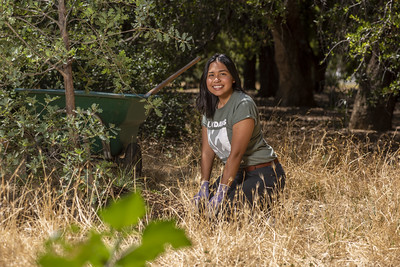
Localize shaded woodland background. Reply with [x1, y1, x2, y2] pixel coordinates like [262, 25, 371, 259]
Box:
[1, 0, 399, 131]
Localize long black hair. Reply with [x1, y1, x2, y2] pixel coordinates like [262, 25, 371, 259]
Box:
[196, 53, 244, 118]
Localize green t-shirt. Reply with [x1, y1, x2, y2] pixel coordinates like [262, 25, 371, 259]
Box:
[201, 90, 276, 167]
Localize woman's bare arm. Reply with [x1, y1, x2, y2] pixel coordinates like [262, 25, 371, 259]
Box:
[200, 126, 215, 182]
[220, 118, 254, 186]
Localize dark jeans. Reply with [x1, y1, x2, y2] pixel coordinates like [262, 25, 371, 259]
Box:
[209, 162, 286, 212]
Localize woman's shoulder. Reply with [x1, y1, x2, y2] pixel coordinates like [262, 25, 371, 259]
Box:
[233, 91, 256, 106]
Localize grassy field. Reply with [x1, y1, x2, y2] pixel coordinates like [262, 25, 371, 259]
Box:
[1, 97, 400, 266]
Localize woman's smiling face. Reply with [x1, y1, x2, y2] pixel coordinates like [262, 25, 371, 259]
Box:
[206, 61, 235, 100]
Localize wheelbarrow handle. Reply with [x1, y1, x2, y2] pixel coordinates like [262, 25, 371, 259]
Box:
[144, 56, 201, 97]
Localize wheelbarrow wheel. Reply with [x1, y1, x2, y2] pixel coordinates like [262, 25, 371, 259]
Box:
[122, 142, 142, 176]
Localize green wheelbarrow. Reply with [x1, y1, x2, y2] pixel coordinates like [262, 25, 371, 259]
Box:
[15, 88, 146, 168]
[15, 57, 200, 174]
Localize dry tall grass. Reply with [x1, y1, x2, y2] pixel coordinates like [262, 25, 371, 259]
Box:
[1, 118, 400, 266]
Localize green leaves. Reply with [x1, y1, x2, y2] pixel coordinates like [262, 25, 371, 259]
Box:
[117, 220, 192, 267]
[0, 91, 117, 178]
[343, 0, 400, 95]
[143, 96, 163, 117]
[38, 191, 192, 267]
[1, 0, 192, 93]
[99, 192, 146, 230]
[39, 231, 110, 267]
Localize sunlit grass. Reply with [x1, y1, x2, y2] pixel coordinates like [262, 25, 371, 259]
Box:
[1, 119, 400, 266]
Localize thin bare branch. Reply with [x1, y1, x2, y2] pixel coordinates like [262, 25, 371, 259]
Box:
[18, 6, 60, 27]
[4, 21, 65, 76]
[323, 39, 350, 63]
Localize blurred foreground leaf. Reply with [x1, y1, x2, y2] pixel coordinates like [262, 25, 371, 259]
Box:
[38, 255, 76, 267]
[38, 192, 191, 267]
[117, 220, 192, 267]
[99, 192, 146, 230]
[39, 232, 109, 267]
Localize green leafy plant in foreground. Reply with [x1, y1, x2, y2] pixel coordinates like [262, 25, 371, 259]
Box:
[38, 192, 191, 267]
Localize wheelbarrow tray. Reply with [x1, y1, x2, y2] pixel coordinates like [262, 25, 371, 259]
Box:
[15, 88, 147, 158]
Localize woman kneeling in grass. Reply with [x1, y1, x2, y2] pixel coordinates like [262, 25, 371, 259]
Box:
[193, 53, 285, 217]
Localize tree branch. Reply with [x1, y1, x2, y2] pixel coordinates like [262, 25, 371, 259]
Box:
[19, 6, 60, 27]
[4, 21, 65, 76]
[323, 39, 350, 63]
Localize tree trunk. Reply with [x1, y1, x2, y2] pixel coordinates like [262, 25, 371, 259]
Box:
[349, 51, 397, 131]
[313, 55, 327, 93]
[258, 42, 278, 97]
[243, 55, 256, 90]
[58, 0, 75, 115]
[270, 1, 315, 106]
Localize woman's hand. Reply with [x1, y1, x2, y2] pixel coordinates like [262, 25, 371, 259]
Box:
[193, 181, 210, 207]
[208, 183, 229, 216]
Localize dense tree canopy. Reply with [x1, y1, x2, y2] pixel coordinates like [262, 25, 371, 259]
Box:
[321, 0, 400, 130]
[0, 0, 192, 91]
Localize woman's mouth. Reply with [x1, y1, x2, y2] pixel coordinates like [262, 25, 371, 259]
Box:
[213, 85, 223, 90]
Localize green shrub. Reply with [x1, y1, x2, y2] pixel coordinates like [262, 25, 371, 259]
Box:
[0, 89, 116, 184]
[139, 92, 199, 140]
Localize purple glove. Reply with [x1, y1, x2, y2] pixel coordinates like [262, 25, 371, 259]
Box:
[208, 183, 229, 216]
[193, 181, 210, 207]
